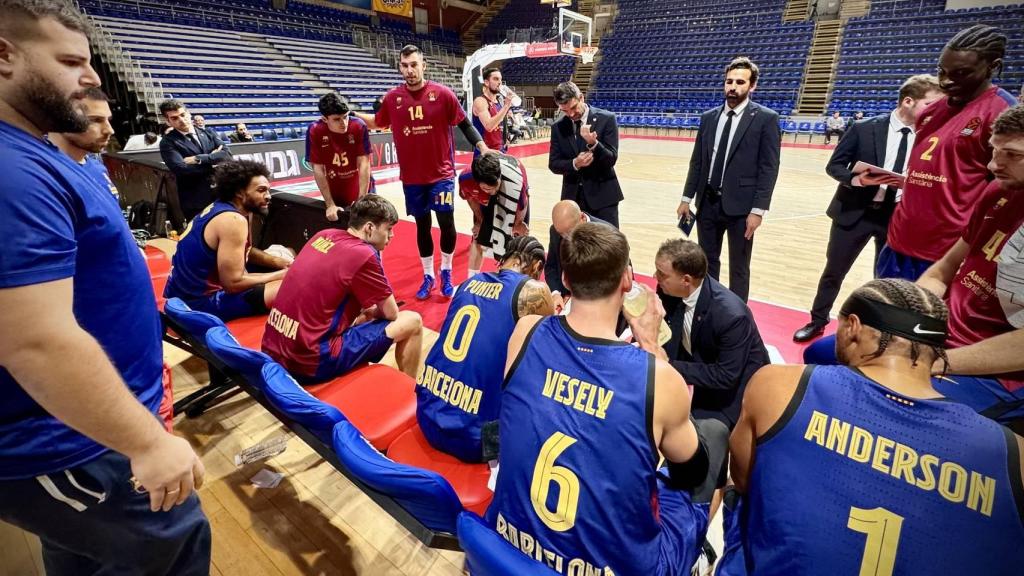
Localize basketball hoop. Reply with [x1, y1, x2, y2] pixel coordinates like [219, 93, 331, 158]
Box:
[580, 47, 597, 64]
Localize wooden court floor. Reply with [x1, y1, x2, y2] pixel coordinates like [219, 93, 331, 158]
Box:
[1, 137, 875, 576]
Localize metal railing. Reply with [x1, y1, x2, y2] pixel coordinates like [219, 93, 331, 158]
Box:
[84, 15, 166, 111]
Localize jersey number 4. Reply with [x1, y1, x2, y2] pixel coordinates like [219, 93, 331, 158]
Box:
[848, 506, 904, 576]
[332, 152, 349, 167]
[408, 105, 424, 121]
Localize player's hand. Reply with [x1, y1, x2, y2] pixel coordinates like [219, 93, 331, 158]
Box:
[184, 156, 199, 165]
[580, 123, 597, 146]
[326, 206, 343, 222]
[130, 433, 205, 512]
[744, 213, 763, 241]
[677, 201, 691, 220]
[622, 284, 666, 352]
[471, 222, 481, 238]
[551, 292, 565, 315]
[513, 221, 529, 237]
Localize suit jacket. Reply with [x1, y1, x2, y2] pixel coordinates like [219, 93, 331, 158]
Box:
[548, 106, 623, 211]
[682, 101, 781, 217]
[824, 113, 894, 226]
[659, 277, 769, 426]
[544, 213, 612, 295]
[160, 128, 232, 216]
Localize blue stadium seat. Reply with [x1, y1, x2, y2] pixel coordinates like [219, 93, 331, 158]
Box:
[258, 362, 345, 443]
[163, 297, 224, 341]
[205, 326, 274, 383]
[263, 129, 279, 141]
[332, 420, 465, 534]
[458, 512, 561, 576]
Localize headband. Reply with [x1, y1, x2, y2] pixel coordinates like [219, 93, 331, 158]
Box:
[839, 293, 948, 347]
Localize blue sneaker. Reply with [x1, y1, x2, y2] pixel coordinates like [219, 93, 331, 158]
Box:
[416, 274, 435, 300]
[440, 269, 454, 298]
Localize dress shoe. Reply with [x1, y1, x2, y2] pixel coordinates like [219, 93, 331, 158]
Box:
[793, 321, 826, 343]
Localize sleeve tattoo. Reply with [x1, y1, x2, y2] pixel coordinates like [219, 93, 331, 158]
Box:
[516, 280, 555, 319]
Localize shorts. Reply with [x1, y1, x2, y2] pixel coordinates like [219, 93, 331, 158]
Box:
[307, 319, 393, 384]
[654, 470, 711, 576]
[186, 285, 268, 322]
[715, 488, 749, 576]
[932, 374, 1024, 424]
[403, 179, 455, 218]
[875, 245, 934, 281]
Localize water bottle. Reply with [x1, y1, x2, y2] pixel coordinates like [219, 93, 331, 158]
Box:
[234, 435, 289, 467]
[623, 284, 672, 346]
[164, 220, 178, 241]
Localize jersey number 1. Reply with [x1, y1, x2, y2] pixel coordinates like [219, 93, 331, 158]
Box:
[408, 105, 424, 121]
[847, 506, 904, 576]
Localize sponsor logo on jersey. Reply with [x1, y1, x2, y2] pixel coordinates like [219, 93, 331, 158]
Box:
[428, 91, 437, 102]
[403, 126, 412, 136]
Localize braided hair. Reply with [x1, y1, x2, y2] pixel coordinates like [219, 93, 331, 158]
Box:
[850, 279, 950, 372]
[498, 235, 546, 275]
[946, 24, 1007, 77]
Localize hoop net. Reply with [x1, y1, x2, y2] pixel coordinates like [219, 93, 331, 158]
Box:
[580, 46, 597, 64]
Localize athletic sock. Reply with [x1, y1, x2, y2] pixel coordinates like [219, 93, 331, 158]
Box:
[440, 251, 454, 271]
[421, 256, 434, 277]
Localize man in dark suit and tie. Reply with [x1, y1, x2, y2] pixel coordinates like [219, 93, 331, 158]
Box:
[159, 99, 232, 221]
[548, 82, 623, 227]
[793, 75, 942, 342]
[655, 239, 769, 428]
[678, 57, 781, 302]
[544, 200, 612, 306]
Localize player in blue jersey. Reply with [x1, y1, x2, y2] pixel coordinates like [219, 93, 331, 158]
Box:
[486, 223, 729, 575]
[164, 159, 291, 320]
[0, 1, 209, 573]
[727, 278, 1024, 575]
[48, 86, 121, 202]
[417, 235, 553, 463]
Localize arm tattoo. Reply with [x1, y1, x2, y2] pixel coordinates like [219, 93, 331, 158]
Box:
[517, 281, 554, 319]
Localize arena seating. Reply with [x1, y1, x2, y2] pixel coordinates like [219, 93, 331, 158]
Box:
[457, 511, 562, 576]
[480, 0, 577, 85]
[830, 1, 1024, 115]
[591, 0, 811, 117]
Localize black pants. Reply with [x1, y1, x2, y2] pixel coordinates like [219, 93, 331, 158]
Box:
[696, 192, 751, 302]
[809, 211, 888, 325]
[824, 128, 844, 143]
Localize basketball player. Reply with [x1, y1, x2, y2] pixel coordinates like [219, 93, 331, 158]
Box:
[459, 152, 530, 279]
[355, 45, 491, 300]
[0, 1, 208, 571]
[728, 279, 1024, 574]
[48, 86, 120, 200]
[881, 24, 1017, 280]
[472, 67, 513, 154]
[164, 160, 290, 321]
[306, 92, 373, 221]
[262, 195, 424, 381]
[918, 104, 1024, 427]
[486, 223, 728, 574]
[417, 235, 552, 463]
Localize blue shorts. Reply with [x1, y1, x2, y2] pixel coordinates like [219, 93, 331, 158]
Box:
[932, 374, 1024, 424]
[310, 318, 393, 383]
[186, 286, 268, 322]
[655, 470, 711, 575]
[715, 488, 748, 576]
[802, 335, 838, 365]
[875, 245, 934, 281]
[403, 179, 455, 218]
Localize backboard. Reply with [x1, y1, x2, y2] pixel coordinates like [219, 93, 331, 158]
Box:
[558, 8, 595, 61]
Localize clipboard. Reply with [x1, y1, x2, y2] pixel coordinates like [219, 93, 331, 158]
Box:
[852, 161, 906, 187]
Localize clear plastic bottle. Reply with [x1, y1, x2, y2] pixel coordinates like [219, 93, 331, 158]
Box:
[234, 435, 289, 467]
[623, 284, 672, 346]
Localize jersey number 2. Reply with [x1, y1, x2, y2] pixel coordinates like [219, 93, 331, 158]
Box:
[919, 136, 939, 161]
[848, 506, 904, 576]
[530, 432, 581, 532]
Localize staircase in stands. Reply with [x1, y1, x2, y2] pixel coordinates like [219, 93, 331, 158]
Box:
[782, 0, 810, 22]
[840, 0, 871, 20]
[254, 35, 334, 98]
[795, 19, 843, 114]
[571, 0, 612, 94]
[463, 0, 512, 53]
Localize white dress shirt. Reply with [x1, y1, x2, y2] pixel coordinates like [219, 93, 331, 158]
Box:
[681, 280, 704, 355]
[683, 98, 765, 215]
[876, 110, 916, 202]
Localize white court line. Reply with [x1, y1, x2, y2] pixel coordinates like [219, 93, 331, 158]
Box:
[624, 212, 825, 226]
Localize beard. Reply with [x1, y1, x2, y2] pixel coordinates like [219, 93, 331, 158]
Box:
[21, 71, 89, 134]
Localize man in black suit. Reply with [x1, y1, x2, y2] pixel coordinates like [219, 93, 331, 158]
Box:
[159, 99, 231, 221]
[548, 82, 623, 227]
[544, 200, 611, 308]
[793, 75, 942, 342]
[655, 239, 769, 428]
[678, 57, 781, 303]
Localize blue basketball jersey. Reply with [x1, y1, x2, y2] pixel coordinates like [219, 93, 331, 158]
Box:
[746, 365, 1024, 575]
[486, 316, 665, 574]
[416, 269, 529, 462]
[164, 201, 246, 302]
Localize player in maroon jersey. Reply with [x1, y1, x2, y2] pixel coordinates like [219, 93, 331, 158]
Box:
[306, 92, 374, 221]
[917, 104, 1024, 429]
[355, 45, 491, 300]
[882, 24, 1017, 280]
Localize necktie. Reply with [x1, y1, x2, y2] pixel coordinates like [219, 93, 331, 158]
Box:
[874, 127, 911, 206]
[710, 110, 735, 190]
[669, 301, 688, 359]
[189, 132, 202, 151]
[681, 302, 693, 356]
[574, 119, 584, 153]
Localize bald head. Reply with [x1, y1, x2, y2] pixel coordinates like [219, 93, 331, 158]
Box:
[552, 200, 585, 235]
